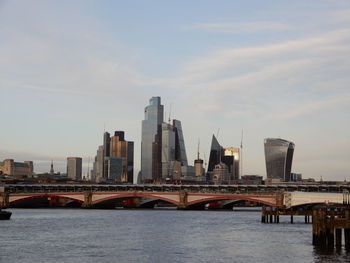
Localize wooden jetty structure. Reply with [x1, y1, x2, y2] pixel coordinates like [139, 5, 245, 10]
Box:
[261, 206, 312, 224]
[312, 204, 350, 248]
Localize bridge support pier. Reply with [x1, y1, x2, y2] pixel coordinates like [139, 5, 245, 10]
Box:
[177, 191, 188, 210]
[82, 192, 92, 208]
[123, 198, 141, 208]
[0, 192, 9, 208]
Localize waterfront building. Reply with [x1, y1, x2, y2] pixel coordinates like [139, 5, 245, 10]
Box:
[212, 162, 229, 184]
[141, 97, 164, 183]
[290, 173, 302, 182]
[0, 159, 33, 178]
[241, 175, 263, 185]
[67, 157, 82, 180]
[264, 138, 295, 182]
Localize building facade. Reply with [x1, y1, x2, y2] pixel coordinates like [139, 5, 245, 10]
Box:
[0, 159, 33, 177]
[222, 147, 240, 182]
[92, 131, 134, 183]
[207, 135, 240, 184]
[67, 157, 82, 180]
[141, 97, 164, 182]
[264, 138, 295, 182]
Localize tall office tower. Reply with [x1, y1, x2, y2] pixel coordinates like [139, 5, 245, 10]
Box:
[141, 97, 164, 183]
[110, 131, 134, 183]
[222, 147, 240, 182]
[67, 157, 82, 180]
[127, 141, 134, 184]
[95, 145, 104, 182]
[103, 132, 111, 179]
[207, 135, 223, 174]
[173, 120, 188, 166]
[264, 138, 295, 182]
[161, 122, 176, 180]
[105, 157, 123, 181]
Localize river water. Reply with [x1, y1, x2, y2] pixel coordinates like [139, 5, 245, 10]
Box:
[1, 208, 349, 263]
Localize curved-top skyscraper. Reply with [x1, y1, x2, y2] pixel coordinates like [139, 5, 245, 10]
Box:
[264, 138, 295, 182]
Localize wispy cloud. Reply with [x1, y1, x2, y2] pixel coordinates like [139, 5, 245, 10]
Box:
[153, 28, 350, 123]
[273, 94, 350, 120]
[330, 9, 350, 23]
[185, 21, 295, 33]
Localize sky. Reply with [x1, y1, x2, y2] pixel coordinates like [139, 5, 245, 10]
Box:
[0, 0, 350, 181]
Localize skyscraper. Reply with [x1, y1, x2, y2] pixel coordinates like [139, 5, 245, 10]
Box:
[173, 119, 188, 166]
[264, 138, 295, 182]
[110, 131, 134, 183]
[161, 122, 176, 180]
[222, 147, 240, 182]
[207, 135, 240, 183]
[92, 131, 134, 183]
[67, 157, 82, 180]
[141, 97, 164, 182]
[207, 134, 223, 174]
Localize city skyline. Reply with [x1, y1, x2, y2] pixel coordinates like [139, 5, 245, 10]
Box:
[1, 1, 350, 180]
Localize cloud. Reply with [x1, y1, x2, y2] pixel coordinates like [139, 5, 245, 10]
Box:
[153, 28, 350, 121]
[330, 9, 350, 23]
[185, 22, 295, 34]
[274, 94, 350, 120]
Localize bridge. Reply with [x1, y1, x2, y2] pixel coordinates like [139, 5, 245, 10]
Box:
[0, 184, 346, 209]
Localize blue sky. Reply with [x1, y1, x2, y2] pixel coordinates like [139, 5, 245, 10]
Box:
[1, 0, 349, 181]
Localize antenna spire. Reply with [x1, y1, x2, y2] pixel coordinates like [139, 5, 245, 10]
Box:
[240, 129, 243, 177]
[168, 104, 172, 123]
[197, 138, 200, 160]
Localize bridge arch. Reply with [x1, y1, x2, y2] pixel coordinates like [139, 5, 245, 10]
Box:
[187, 195, 277, 207]
[92, 193, 179, 206]
[9, 194, 84, 207]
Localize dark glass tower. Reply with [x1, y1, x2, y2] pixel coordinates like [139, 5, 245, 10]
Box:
[207, 135, 223, 173]
[264, 138, 295, 182]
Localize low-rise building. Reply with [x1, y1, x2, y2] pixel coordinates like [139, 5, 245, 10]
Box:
[0, 159, 33, 178]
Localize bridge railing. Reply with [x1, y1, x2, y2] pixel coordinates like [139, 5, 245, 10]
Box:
[1, 184, 350, 194]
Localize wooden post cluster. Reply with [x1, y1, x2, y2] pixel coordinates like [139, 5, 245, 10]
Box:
[312, 205, 350, 249]
[262, 207, 280, 223]
[261, 206, 311, 224]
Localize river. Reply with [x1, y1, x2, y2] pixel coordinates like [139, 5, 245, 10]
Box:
[0, 208, 349, 262]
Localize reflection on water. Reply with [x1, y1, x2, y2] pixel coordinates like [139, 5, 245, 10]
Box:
[0, 208, 349, 263]
[313, 247, 350, 263]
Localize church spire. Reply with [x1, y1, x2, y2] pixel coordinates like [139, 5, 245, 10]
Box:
[49, 160, 54, 175]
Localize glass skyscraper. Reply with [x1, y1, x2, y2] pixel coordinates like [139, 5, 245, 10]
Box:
[264, 138, 295, 182]
[207, 135, 240, 183]
[141, 97, 164, 182]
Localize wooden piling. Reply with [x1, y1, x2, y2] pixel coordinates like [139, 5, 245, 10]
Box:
[261, 207, 266, 223]
[345, 229, 350, 249]
[336, 229, 342, 247]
